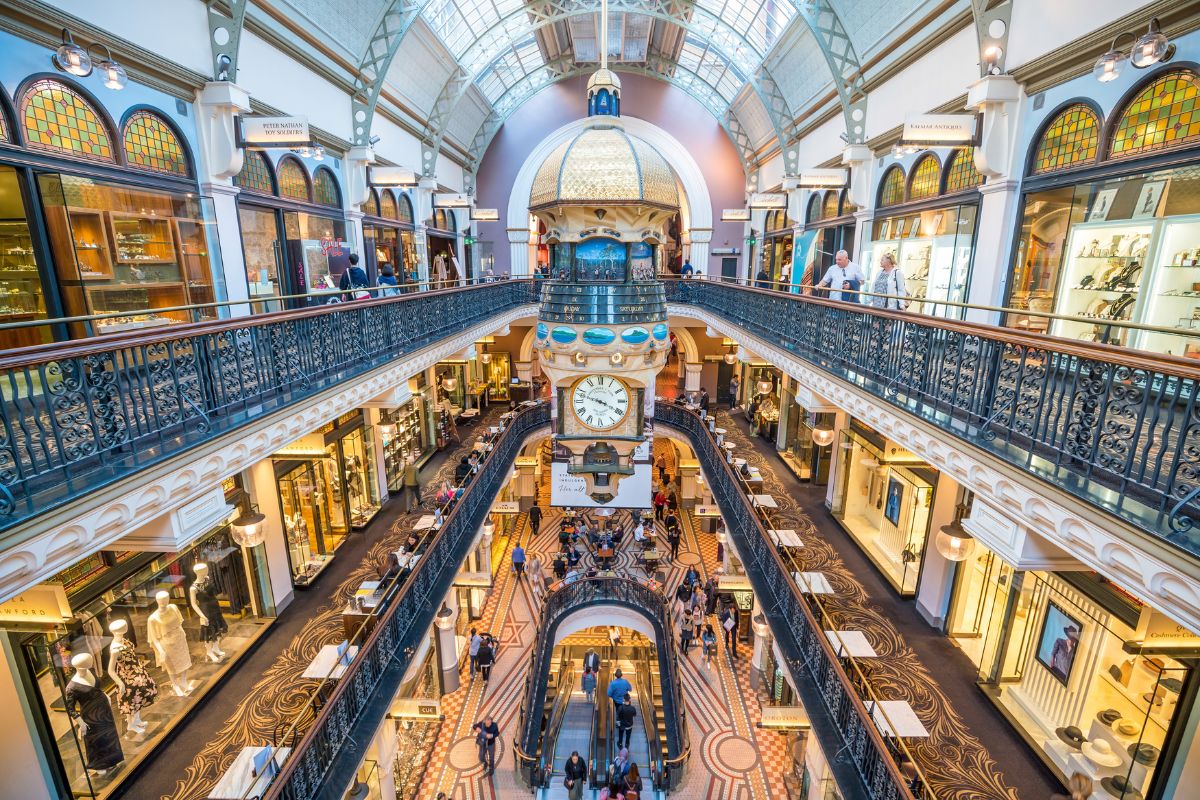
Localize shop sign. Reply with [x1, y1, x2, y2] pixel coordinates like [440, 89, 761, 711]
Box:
[900, 113, 980, 146]
[320, 237, 345, 256]
[433, 193, 471, 209]
[721, 208, 751, 221]
[237, 116, 311, 148]
[491, 500, 521, 514]
[368, 166, 419, 187]
[0, 584, 71, 625]
[470, 208, 499, 222]
[1135, 609, 1200, 650]
[794, 169, 848, 189]
[759, 705, 810, 730]
[748, 193, 787, 209]
[389, 697, 442, 720]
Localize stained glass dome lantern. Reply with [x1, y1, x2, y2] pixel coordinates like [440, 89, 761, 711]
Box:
[588, 68, 622, 118]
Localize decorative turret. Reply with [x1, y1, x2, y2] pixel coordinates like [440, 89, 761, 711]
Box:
[586, 0, 620, 118]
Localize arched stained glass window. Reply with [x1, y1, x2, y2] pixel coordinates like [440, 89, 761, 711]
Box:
[20, 79, 113, 162]
[276, 158, 310, 201]
[1032, 103, 1099, 174]
[235, 151, 274, 194]
[313, 168, 340, 207]
[807, 193, 822, 223]
[380, 190, 398, 219]
[1109, 70, 1200, 159]
[879, 166, 906, 207]
[444, 209, 457, 232]
[122, 110, 189, 176]
[398, 193, 414, 225]
[367, 189, 380, 217]
[822, 190, 840, 219]
[945, 148, 983, 192]
[908, 154, 941, 201]
[0, 112, 8, 143]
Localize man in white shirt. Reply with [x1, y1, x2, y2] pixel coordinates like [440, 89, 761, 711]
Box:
[815, 250, 866, 302]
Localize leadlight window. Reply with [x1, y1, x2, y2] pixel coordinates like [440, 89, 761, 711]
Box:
[0, 111, 8, 143]
[235, 151, 274, 194]
[1109, 70, 1200, 159]
[1032, 103, 1099, 174]
[807, 193, 822, 223]
[367, 189, 380, 217]
[380, 190, 398, 220]
[20, 79, 113, 162]
[122, 110, 189, 176]
[276, 158, 310, 201]
[398, 193, 414, 225]
[879, 166, 906, 207]
[822, 190, 840, 219]
[945, 148, 983, 192]
[908, 154, 941, 201]
[313, 168, 340, 207]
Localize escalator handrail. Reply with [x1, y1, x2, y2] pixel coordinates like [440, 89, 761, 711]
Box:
[632, 669, 665, 789]
[538, 663, 576, 785]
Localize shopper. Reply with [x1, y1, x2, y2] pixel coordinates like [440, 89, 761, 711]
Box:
[655, 453, 667, 485]
[680, 621, 693, 654]
[701, 624, 717, 667]
[564, 751, 588, 800]
[698, 388, 710, 412]
[454, 455, 472, 484]
[378, 262, 400, 297]
[1052, 773, 1093, 800]
[719, 604, 738, 657]
[681, 259, 694, 277]
[468, 628, 482, 676]
[753, 266, 771, 289]
[704, 575, 719, 615]
[512, 543, 526, 578]
[690, 603, 704, 636]
[583, 650, 602, 673]
[621, 763, 644, 795]
[667, 524, 681, 560]
[615, 693, 637, 748]
[608, 668, 632, 709]
[814, 250, 866, 302]
[728, 375, 740, 409]
[472, 715, 500, 775]
[582, 666, 597, 702]
[338, 253, 370, 300]
[528, 502, 542, 536]
[610, 747, 630, 789]
[653, 489, 668, 521]
[402, 460, 421, 512]
[870, 252, 909, 310]
[476, 637, 495, 682]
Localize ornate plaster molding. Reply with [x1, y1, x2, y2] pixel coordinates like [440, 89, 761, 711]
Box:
[0, 307, 535, 604]
[669, 303, 1200, 633]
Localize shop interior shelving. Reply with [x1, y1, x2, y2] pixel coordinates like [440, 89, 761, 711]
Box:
[0, 219, 49, 339]
[383, 402, 425, 491]
[1137, 213, 1200, 358]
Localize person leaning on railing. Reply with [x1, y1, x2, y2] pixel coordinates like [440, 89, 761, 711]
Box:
[869, 253, 909, 311]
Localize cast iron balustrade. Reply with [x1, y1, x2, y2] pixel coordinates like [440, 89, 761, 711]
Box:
[260, 402, 550, 800]
[663, 280, 1200, 555]
[0, 280, 539, 534]
[655, 402, 914, 800]
[514, 575, 690, 791]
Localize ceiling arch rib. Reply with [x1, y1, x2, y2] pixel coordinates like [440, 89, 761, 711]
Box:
[349, 1, 424, 147]
[792, 0, 867, 143]
[416, 0, 795, 180]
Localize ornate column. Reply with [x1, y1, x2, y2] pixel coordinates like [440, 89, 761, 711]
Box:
[364, 407, 389, 502]
[508, 227, 531, 277]
[194, 81, 252, 314]
[688, 227, 712, 275]
[678, 458, 699, 508]
[751, 613, 772, 690]
[343, 145, 375, 260]
[683, 363, 702, 393]
[411, 177, 437, 289]
[842, 145, 874, 266]
[478, 519, 494, 579]
[433, 604, 459, 694]
[515, 457, 538, 510]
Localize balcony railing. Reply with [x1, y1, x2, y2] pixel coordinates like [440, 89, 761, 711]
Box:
[514, 575, 690, 791]
[260, 402, 550, 800]
[663, 280, 1200, 556]
[0, 280, 540, 534]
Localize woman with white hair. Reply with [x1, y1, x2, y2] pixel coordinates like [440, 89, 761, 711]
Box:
[870, 252, 909, 310]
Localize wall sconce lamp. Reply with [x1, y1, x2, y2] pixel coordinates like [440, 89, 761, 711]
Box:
[1094, 18, 1173, 83]
[53, 29, 127, 90]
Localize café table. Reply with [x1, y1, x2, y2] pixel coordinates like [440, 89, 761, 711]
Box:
[207, 746, 291, 799]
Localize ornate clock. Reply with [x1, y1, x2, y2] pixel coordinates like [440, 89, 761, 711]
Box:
[570, 374, 630, 431]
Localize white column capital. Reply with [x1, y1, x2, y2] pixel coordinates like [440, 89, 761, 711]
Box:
[194, 81, 252, 184]
[842, 145, 874, 211]
[344, 146, 376, 210]
[507, 227, 531, 244]
[966, 74, 1025, 180]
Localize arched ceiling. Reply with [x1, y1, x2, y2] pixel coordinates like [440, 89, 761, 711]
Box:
[218, 0, 964, 180]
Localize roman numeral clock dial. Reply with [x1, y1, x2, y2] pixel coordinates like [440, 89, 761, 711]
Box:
[571, 375, 630, 431]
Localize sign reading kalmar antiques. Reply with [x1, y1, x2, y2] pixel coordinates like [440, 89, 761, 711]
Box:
[0, 584, 71, 624]
[433, 193, 472, 208]
[237, 116, 311, 148]
[748, 193, 787, 209]
[901, 113, 979, 145]
[795, 169, 848, 188]
[369, 166, 419, 186]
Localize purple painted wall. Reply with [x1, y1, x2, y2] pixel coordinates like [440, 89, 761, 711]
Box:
[473, 72, 747, 275]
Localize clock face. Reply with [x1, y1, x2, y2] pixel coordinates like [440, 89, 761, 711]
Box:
[571, 375, 630, 430]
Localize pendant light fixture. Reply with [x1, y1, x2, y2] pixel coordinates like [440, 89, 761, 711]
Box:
[1094, 19, 1173, 83]
[934, 503, 976, 562]
[723, 342, 738, 364]
[230, 510, 267, 548]
[53, 29, 92, 77]
[89, 44, 127, 90]
[811, 425, 835, 447]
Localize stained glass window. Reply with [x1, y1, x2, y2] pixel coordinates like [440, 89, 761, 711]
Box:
[122, 111, 189, 176]
[807, 193, 822, 222]
[380, 190, 398, 219]
[398, 193, 414, 225]
[235, 151, 274, 194]
[0, 112, 8, 143]
[276, 158, 310, 201]
[908, 154, 941, 201]
[313, 168, 340, 207]
[20, 79, 113, 161]
[367, 189, 380, 217]
[1110, 70, 1200, 159]
[822, 190, 840, 219]
[945, 148, 984, 193]
[1032, 103, 1099, 174]
[879, 166, 906, 207]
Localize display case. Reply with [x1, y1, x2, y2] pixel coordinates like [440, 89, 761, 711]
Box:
[276, 459, 338, 587]
[1052, 219, 1155, 346]
[861, 205, 976, 318]
[382, 400, 429, 492]
[0, 218, 50, 346]
[1139, 214, 1200, 356]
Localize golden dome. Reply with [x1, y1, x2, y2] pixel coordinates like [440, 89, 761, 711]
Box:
[530, 124, 678, 210]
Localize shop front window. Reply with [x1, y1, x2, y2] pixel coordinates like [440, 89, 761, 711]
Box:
[860, 203, 977, 318]
[485, 351, 512, 401]
[18, 525, 273, 799]
[283, 211, 351, 301]
[277, 459, 339, 586]
[831, 427, 935, 595]
[948, 543, 1016, 669]
[328, 426, 381, 529]
[238, 204, 283, 307]
[39, 174, 224, 334]
[381, 398, 430, 491]
[0, 165, 52, 348]
[977, 571, 1192, 799]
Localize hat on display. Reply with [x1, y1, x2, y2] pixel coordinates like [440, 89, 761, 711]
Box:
[1055, 726, 1086, 749]
[1115, 718, 1141, 737]
[1100, 775, 1144, 799]
[1082, 738, 1124, 769]
[1097, 708, 1122, 726]
[1128, 742, 1159, 766]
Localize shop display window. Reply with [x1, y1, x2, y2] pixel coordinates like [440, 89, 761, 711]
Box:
[238, 204, 283, 308]
[1009, 165, 1200, 354]
[18, 526, 273, 799]
[860, 203, 977, 319]
[948, 544, 1017, 670]
[0, 165, 52, 348]
[831, 426, 934, 595]
[276, 459, 340, 586]
[381, 399, 430, 492]
[283, 211, 351, 300]
[485, 352, 512, 401]
[39, 174, 224, 333]
[437, 362, 467, 411]
[328, 425, 381, 529]
[977, 571, 1191, 798]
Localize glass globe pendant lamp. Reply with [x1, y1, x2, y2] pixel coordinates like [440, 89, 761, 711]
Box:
[230, 510, 267, 548]
[1131, 19, 1171, 68]
[53, 29, 92, 77]
[934, 503, 976, 562]
[811, 425, 835, 447]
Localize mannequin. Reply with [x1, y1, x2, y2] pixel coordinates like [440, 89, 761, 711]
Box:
[65, 653, 123, 773]
[190, 563, 228, 662]
[147, 591, 193, 696]
[107, 619, 158, 736]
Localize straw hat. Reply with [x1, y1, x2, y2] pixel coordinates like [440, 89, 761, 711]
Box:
[1114, 718, 1141, 737]
[1082, 738, 1123, 768]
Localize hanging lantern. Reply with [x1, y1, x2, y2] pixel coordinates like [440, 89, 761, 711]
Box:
[811, 425, 835, 447]
[757, 379, 773, 395]
[935, 519, 976, 562]
[230, 510, 266, 547]
[441, 375, 458, 391]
